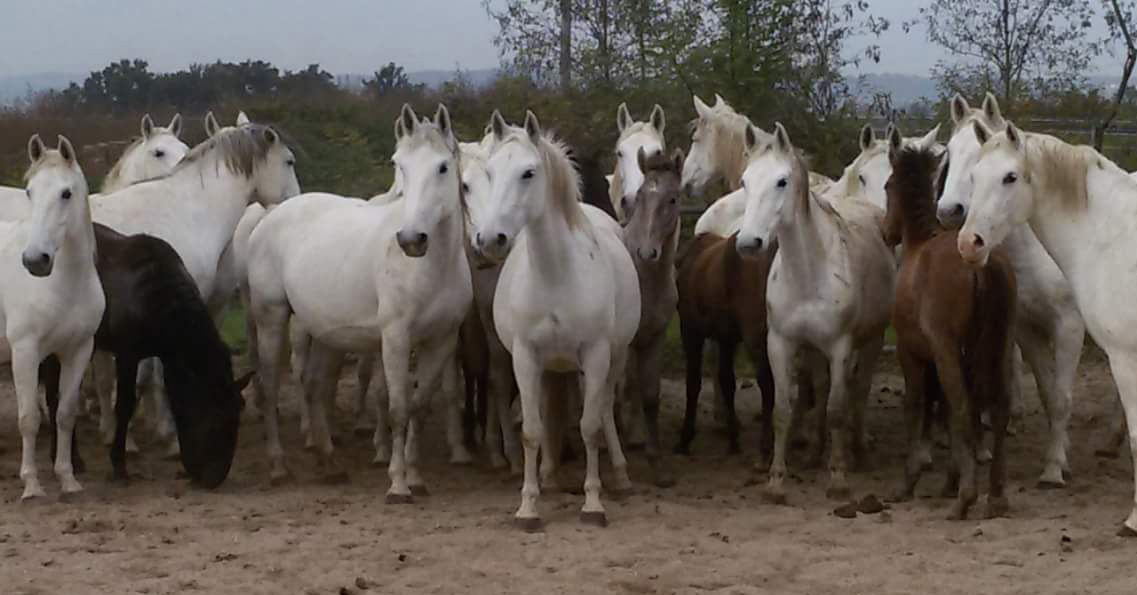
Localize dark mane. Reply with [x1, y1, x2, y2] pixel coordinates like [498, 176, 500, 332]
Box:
[889, 145, 942, 240]
[570, 148, 618, 221]
[641, 150, 680, 174]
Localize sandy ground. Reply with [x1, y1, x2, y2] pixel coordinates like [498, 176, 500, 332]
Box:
[0, 348, 1133, 595]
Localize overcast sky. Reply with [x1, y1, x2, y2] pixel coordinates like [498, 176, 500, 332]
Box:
[0, 0, 1126, 77]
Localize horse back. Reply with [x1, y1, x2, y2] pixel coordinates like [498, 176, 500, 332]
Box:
[678, 233, 773, 346]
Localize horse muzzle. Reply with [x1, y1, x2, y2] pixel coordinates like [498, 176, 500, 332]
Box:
[957, 231, 989, 267]
[735, 235, 767, 259]
[473, 231, 510, 264]
[396, 229, 429, 258]
[21, 251, 53, 277]
[937, 202, 967, 229]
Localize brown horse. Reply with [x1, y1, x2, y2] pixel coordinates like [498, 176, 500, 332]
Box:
[884, 135, 1017, 520]
[675, 230, 779, 461]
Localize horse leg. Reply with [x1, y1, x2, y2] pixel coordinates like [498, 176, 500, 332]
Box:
[110, 355, 141, 482]
[675, 321, 704, 455]
[709, 343, 726, 428]
[1048, 312, 1083, 481]
[603, 348, 634, 496]
[985, 344, 1013, 519]
[823, 338, 855, 500]
[751, 345, 776, 470]
[380, 328, 415, 503]
[1016, 324, 1063, 488]
[43, 356, 84, 475]
[764, 331, 799, 505]
[511, 345, 545, 530]
[368, 352, 391, 464]
[241, 287, 265, 416]
[13, 344, 46, 500]
[289, 322, 313, 447]
[302, 341, 346, 483]
[353, 353, 376, 437]
[718, 340, 741, 455]
[254, 304, 292, 484]
[52, 342, 92, 497]
[1097, 390, 1129, 458]
[539, 372, 568, 493]
[891, 348, 929, 503]
[639, 333, 673, 487]
[93, 350, 116, 445]
[579, 341, 613, 526]
[445, 354, 473, 465]
[934, 346, 977, 520]
[850, 333, 884, 471]
[1105, 353, 1137, 536]
[144, 360, 179, 459]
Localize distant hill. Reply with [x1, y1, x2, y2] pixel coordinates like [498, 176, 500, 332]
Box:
[849, 73, 939, 107]
[338, 68, 499, 91]
[0, 72, 82, 104]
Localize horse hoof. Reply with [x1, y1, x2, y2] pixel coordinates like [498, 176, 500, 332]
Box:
[653, 475, 677, 489]
[269, 472, 293, 487]
[514, 517, 544, 533]
[21, 487, 46, 502]
[385, 493, 414, 505]
[885, 490, 912, 504]
[1116, 524, 1137, 538]
[1036, 478, 1065, 490]
[409, 485, 429, 497]
[59, 488, 85, 503]
[109, 471, 130, 484]
[976, 449, 992, 464]
[762, 490, 787, 506]
[984, 496, 1009, 519]
[826, 486, 851, 501]
[322, 471, 350, 486]
[353, 425, 376, 439]
[1094, 447, 1120, 459]
[580, 511, 609, 528]
[946, 503, 969, 521]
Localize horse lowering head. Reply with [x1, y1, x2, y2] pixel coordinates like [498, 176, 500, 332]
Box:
[883, 126, 942, 248]
[958, 121, 1035, 267]
[937, 93, 1006, 229]
[391, 103, 461, 258]
[165, 344, 249, 488]
[613, 103, 666, 219]
[625, 147, 683, 263]
[735, 122, 807, 258]
[22, 134, 90, 277]
[474, 109, 581, 264]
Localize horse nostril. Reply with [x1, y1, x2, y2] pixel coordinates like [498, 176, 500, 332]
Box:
[972, 234, 985, 248]
[650, 248, 659, 259]
[475, 232, 483, 247]
[951, 204, 964, 217]
[495, 233, 507, 247]
[416, 232, 428, 244]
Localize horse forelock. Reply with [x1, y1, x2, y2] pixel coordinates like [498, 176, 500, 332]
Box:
[24, 150, 81, 184]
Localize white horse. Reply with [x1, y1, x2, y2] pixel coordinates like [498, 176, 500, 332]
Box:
[473, 110, 640, 529]
[610, 103, 666, 222]
[248, 104, 471, 498]
[937, 93, 1087, 488]
[957, 120, 1137, 536]
[736, 123, 895, 502]
[1, 135, 105, 500]
[102, 114, 188, 193]
[695, 124, 939, 237]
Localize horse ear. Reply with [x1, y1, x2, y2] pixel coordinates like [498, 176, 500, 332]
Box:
[888, 124, 904, 165]
[1005, 121, 1024, 151]
[236, 111, 251, 126]
[490, 109, 507, 141]
[28, 134, 45, 164]
[972, 120, 992, 146]
[393, 116, 406, 142]
[57, 135, 75, 163]
[617, 102, 631, 133]
[918, 124, 940, 150]
[671, 147, 686, 173]
[141, 114, 155, 139]
[263, 127, 278, 145]
[204, 111, 220, 137]
[650, 104, 666, 135]
[636, 146, 648, 173]
[713, 93, 725, 107]
[400, 104, 418, 136]
[859, 124, 874, 152]
[434, 104, 453, 140]
[744, 124, 760, 153]
[168, 113, 183, 138]
[605, 174, 614, 186]
[982, 92, 1004, 126]
[950, 94, 970, 124]
[524, 110, 542, 142]
[773, 122, 792, 153]
[693, 95, 711, 118]
[234, 370, 255, 392]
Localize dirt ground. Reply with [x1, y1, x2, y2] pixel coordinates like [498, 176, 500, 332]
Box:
[0, 348, 1133, 595]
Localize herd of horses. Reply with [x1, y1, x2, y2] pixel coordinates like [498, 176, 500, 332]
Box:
[3, 90, 1137, 537]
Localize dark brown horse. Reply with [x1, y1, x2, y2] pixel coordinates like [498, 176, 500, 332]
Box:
[48, 223, 247, 488]
[884, 137, 1017, 520]
[675, 231, 778, 460]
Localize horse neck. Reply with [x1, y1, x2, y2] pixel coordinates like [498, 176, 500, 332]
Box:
[166, 161, 257, 248]
[636, 219, 680, 287]
[898, 195, 939, 248]
[775, 188, 839, 292]
[714, 120, 748, 191]
[58, 200, 98, 274]
[425, 205, 467, 274]
[525, 191, 586, 283]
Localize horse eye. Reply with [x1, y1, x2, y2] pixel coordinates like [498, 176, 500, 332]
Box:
[461, 182, 470, 193]
[1003, 172, 1017, 185]
[776, 178, 788, 188]
[154, 149, 166, 158]
[286, 158, 296, 167]
[858, 174, 865, 186]
[616, 150, 623, 159]
[439, 162, 449, 175]
[61, 189, 72, 200]
[521, 169, 535, 180]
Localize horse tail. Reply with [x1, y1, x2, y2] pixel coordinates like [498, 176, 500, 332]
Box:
[964, 261, 1017, 406]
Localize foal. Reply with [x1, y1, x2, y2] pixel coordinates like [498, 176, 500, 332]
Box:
[885, 137, 1017, 520]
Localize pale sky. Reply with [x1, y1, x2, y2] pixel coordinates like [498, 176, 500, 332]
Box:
[0, 0, 1126, 78]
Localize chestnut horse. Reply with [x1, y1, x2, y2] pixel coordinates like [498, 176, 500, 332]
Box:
[884, 137, 1017, 520]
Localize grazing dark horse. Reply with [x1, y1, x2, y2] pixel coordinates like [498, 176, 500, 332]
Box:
[48, 223, 247, 488]
[675, 231, 779, 460]
[623, 148, 683, 486]
[884, 138, 1017, 520]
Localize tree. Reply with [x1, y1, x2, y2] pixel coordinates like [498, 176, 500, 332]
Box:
[920, 0, 1102, 112]
[364, 62, 422, 98]
[1095, 0, 1137, 150]
[560, 0, 573, 89]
